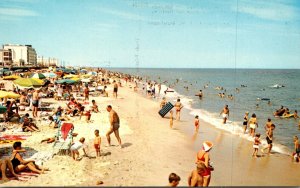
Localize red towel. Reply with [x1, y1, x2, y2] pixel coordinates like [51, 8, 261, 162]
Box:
[61, 123, 73, 140]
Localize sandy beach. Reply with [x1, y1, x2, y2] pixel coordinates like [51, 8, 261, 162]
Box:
[0, 80, 299, 186]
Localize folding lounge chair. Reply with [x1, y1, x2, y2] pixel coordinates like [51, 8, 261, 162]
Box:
[53, 122, 74, 155]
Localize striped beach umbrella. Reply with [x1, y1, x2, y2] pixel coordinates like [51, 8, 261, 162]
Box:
[30, 73, 46, 79]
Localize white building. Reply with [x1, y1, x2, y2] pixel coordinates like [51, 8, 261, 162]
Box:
[37, 56, 59, 67]
[3, 44, 37, 66]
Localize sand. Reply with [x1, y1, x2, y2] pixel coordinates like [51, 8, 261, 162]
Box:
[1, 81, 300, 186]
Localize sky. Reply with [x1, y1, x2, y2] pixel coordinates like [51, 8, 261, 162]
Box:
[0, 0, 299, 69]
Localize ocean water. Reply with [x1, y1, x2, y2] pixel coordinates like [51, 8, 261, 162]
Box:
[109, 68, 300, 155]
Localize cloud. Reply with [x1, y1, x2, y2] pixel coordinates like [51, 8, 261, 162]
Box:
[235, 1, 299, 21]
[0, 7, 38, 17]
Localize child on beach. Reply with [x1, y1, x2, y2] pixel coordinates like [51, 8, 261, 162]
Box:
[91, 100, 99, 113]
[94, 130, 101, 157]
[194, 115, 200, 132]
[170, 110, 174, 129]
[168, 173, 181, 187]
[70, 137, 87, 161]
[252, 133, 261, 158]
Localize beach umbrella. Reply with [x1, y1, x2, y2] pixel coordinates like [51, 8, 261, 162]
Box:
[88, 71, 97, 76]
[81, 74, 92, 78]
[0, 91, 20, 99]
[81, 78, 91, 83]
[0, 106, 7, 114]
[43, 72, 57, 78]
[55, 79, 77, 85]
[80, 69, 88, 73]
[30, 73, 46, 79]
[64, 74, 79, 79]
[13, 78, 44, 88]
[3, 75, 19, 80]
[70, 77, 81, 82]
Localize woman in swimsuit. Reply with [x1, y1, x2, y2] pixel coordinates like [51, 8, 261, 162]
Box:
[10, 142, 47, 174]
[195, 141, 213, 187]
[243, 112, 249, 134]
[248, 113, 258, 137]
[174, 99, 183, 121]
[294, 136, 300, 162]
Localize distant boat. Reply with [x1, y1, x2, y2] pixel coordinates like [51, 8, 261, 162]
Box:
[270, 84, 285, 88]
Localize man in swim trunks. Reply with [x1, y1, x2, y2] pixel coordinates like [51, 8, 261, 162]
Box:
[113, 80, 118, 99]
[32, 89, 40, 118]
[261, 124, 275, 154]
[220, 105, 229, 124]
[106, 105, 122, 148]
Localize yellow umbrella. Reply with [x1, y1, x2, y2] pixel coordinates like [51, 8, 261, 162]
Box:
[71, 77, 81, 82]
[81, 74, 91, 78]
[13, 78, 44, 88]
[3, 75, 19, 80]
[64, 74, 79, 79]
[0, 91, 20, 99]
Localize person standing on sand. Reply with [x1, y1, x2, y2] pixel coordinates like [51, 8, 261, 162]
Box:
[106, 105, 122, 148]
[84, 86, 89, 101]
[32, 89, 40, 118]
[195, 141, 214, 187]
[174, 98, 183, 121]
[170, 110, 174, 129]
[195, 115, 200, 132]
[113, 80, 118, 99]
[188, 162, 206, 187]
[261, 124, 275, 154]
[158, 83, 161, 95]
[293, 136, 300, 162]
[243, 112, 249, 134]
[252, 133, 261, 158]
[248, 113, 258, 137]
[219, 105, 229, 124]
[94, 129, 101, 157]
[168, 173, 181, 187]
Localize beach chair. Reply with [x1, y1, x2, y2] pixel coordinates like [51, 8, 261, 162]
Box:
[53, 122, 74, 155]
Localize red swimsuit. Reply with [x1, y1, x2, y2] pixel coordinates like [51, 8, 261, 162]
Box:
[197, 151, 211, 176]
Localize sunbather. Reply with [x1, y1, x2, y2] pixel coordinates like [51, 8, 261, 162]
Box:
[0, 158, 19, 181]
[10, 141, 48, 174]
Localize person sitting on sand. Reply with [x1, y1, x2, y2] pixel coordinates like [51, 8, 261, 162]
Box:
[22, 113, 40, 132]
[10, 141, 48, 174]
[188, 162, 206, 187]
[168, 173, 181, 187]
[248, 113, 258, 137]
[19, 92, 29, 106]
[5, 100, 20, 122]
[70, 137, 87, 161]
[195, 141, 214, 187]
[174, 99, 183, 121]
[91, 100, 99, 113]
[48, 115, 62, 128]
[0, 158, 19, 181]
[252, 133, 261, 158]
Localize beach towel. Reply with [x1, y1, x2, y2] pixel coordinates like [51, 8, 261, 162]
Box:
[61, 123, 73, 140]
[158, 102, 174, 118]
[0, 171, 39, 181]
